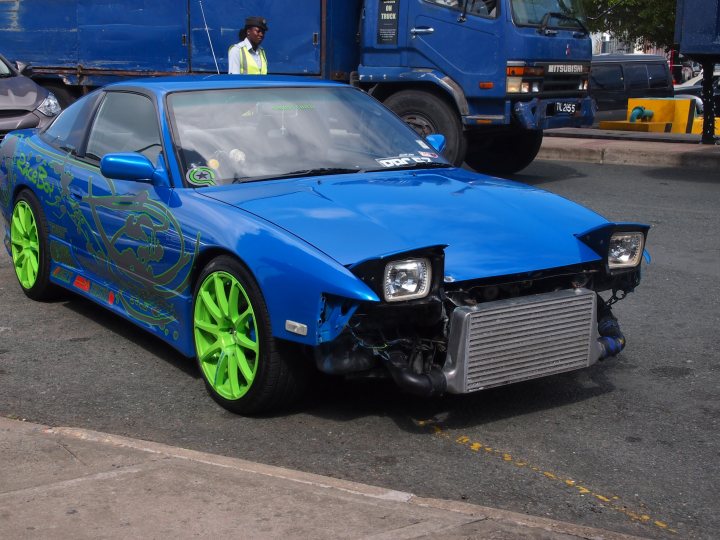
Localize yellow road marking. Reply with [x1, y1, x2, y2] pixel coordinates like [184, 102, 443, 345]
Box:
[416, 420, 677, 534]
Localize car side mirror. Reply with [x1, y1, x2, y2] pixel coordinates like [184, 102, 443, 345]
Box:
[426, 134, 446, 153]
[14, 61, 33, 76]
[100, 153, 156, 183]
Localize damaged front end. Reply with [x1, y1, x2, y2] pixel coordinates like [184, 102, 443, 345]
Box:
[314, 224, 649, 397]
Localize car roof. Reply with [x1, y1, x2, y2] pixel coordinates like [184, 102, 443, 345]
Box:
[105, 75, 348, 95]
[592, 54, 668, 64]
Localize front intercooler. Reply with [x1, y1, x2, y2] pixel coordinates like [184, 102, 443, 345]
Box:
[443, 288, 601, 394]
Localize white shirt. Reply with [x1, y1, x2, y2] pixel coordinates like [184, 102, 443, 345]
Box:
[228, 38, 264, 74]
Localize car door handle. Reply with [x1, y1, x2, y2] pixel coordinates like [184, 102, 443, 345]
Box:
[69, 187, 83, 200]
[410, 27, 434, 38]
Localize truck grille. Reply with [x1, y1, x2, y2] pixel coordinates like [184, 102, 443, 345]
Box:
[444, 289, 598, 393]
[538, 63, 589, 98]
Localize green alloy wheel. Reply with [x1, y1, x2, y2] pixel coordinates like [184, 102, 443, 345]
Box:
[193, 256, 305, 414]
[10, 190, 54, 300]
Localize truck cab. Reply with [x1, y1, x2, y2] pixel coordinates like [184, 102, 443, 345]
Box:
[359, 0, 593, 172]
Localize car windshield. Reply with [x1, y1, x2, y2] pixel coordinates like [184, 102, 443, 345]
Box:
[510, 0, 587, 30]
[167, 86, 449, 187]
[0, 57, 13, 77]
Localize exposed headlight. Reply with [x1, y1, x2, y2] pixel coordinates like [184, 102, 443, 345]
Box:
[383, 258, 431, 302]
[608, 232, 644, 269]
[37, 93, 61, 117]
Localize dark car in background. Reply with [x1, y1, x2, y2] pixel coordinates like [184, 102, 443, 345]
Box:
[589, 54, 674, 123]
[0, 53, 61, 141]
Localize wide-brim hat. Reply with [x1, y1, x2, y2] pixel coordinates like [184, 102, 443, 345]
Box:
[245, 16, 268, 32]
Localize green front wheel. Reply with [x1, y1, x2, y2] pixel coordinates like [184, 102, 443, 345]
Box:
[193, 256, 306, 414]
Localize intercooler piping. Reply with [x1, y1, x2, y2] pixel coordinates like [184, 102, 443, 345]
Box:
[597, 312, 626, 360]
[384, 355, 447, 397]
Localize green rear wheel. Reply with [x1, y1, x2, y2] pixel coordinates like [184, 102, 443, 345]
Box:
[10, 190, 54, 300]
[193, 256, 306, 414]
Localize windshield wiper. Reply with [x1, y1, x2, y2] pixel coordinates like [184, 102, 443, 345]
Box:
[538, 12, 588, 36]
[232, 167, 362, 184]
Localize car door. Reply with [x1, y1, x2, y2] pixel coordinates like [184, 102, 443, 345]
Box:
[589, 63, 625, 121]
[65, 91, 192, 321]
[624, 63, 650, 105]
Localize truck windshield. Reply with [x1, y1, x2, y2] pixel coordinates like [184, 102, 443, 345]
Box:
[510, 0, 587, 30]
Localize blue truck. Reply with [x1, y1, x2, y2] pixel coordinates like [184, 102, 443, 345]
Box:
[1, 0, 594, 173]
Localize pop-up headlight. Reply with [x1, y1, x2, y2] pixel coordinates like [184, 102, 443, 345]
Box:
[383, 258, 431, 302]
[608, 232, 644, 269]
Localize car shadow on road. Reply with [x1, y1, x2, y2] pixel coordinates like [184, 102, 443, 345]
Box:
[60, 291, 201, 379]
[507, 161, 589, 186]
[43, 277, 618, 427]
[298, 362, 618, 432]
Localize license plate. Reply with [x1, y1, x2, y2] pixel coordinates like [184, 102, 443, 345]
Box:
[555, 102, 577, 114]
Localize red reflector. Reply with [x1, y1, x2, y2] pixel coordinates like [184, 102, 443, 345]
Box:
[73, 276, 91, 292]
[479, 82, 494, 89]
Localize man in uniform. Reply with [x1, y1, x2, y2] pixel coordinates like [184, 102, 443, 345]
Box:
[228, 16, 268, 75]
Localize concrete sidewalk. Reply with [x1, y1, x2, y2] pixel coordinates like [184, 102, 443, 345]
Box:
[539, 128, 720, 170]
[0, 416, 646, 539]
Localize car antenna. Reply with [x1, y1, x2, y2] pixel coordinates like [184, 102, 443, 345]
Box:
[198, 0, 220, 74]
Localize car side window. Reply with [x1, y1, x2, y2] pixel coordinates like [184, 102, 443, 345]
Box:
[590, 65, 624, 90]
[625, 64, 649, 90]
[41, 91, 103, 153]
[424, 0, 497, 18]
[85, 92, 162, 164]
[647, 64, 669, 89]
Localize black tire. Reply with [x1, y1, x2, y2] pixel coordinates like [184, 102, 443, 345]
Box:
[383, 90, 467, 166]
[192, 255, 306, 415]
[465, 130, 544, 175]
[10, 190, 56, 301]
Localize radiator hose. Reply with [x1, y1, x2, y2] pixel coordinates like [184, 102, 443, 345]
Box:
[597, 311, 626, 360]
[385, 353, 447, 397]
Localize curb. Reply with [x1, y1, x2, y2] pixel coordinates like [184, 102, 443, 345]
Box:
[2, 417, 646, 540]
[538, 136, 720, 170]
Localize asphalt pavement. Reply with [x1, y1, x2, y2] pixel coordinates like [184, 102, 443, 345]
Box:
[2, 127, 710, 539]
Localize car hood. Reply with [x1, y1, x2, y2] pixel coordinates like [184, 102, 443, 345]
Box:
[201, 169, 608, 281]
[0, 75, 44, 111]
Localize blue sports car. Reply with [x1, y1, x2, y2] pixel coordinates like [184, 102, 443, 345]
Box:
[0, 76, 649, 414]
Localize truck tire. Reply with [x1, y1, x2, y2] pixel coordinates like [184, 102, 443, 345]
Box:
[383, 90, 466, 166]
[465, 130, 543, 175]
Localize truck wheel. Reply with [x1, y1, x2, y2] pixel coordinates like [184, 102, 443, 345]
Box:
[193, 255, 306, 415]
[383, 90, 466, 166]
[465, 130, 543, 175]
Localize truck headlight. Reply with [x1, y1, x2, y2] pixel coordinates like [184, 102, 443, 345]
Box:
[383, 258, 431, 302]
[608, 232, 644, 269]
[37, 93, 61, 117]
